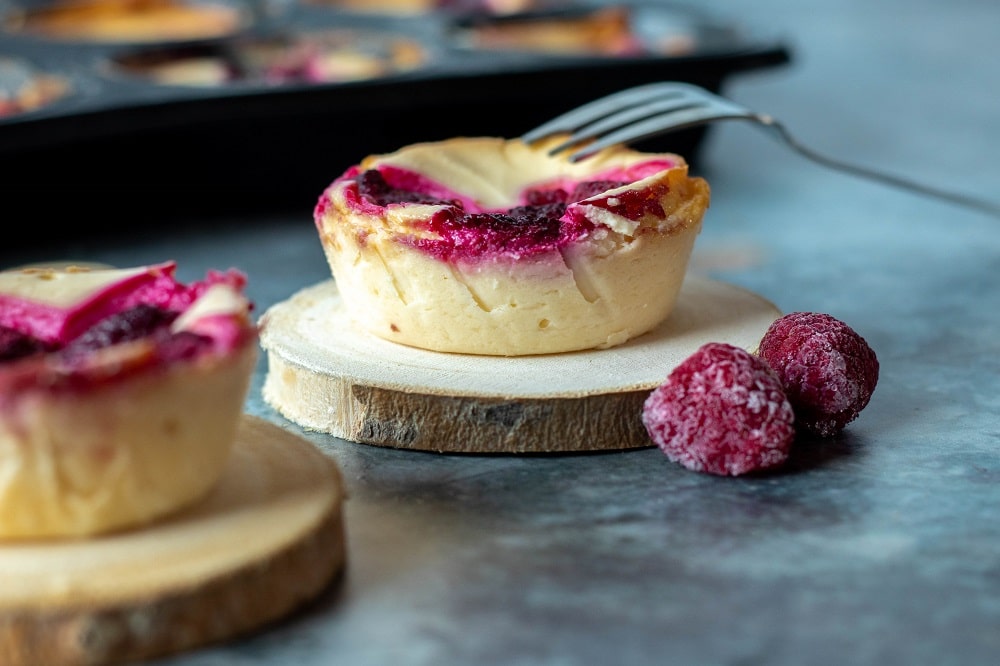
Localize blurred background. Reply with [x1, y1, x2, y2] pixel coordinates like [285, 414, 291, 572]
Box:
[1, 0, 797, 241]
[3, 0, 995, 247]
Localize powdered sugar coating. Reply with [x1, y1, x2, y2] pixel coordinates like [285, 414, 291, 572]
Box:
[642, 342, 795, 476]
[757, 312, 879, 437]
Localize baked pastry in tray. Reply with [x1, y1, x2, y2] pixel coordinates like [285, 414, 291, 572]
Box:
[313, 135, 710, 356]
[0, 261, 258, 539]
[3, 0, 249, 43]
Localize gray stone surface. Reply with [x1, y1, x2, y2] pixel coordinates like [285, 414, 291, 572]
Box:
[4, 1, 999, 664]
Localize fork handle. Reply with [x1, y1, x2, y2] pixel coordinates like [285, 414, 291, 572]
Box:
[758, 117, 1000, 219]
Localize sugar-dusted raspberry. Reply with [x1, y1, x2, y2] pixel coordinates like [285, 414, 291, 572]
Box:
[642, 342, 795, 476]
[757, 312, 879, 437]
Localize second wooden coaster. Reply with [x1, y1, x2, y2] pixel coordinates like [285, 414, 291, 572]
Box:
[0, 416, 346, 666]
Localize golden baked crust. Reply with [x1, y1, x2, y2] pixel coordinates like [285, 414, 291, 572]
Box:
[314, 136, 710, 356]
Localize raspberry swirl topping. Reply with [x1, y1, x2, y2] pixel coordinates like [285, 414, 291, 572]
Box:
[0, 262, 255, 398]
[319, 158, 678, 263]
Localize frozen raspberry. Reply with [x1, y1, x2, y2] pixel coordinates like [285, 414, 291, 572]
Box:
[642, 342, 795, 476]
[757, 312, 879, 437]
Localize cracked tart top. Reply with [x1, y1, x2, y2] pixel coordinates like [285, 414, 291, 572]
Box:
[313, 135, 710, 356]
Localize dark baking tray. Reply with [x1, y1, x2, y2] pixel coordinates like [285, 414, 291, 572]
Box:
[0, 0, 791, 244]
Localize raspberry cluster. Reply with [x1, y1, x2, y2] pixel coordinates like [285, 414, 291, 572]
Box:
[642, 312, 879, 476]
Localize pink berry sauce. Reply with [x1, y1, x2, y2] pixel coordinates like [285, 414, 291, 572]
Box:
[320, 159, 676, 263]
[0, 262, 253, 398]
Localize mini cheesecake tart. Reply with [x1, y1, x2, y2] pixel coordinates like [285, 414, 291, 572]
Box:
[313, 135, 710, 356]
[0, 261, 258, 539]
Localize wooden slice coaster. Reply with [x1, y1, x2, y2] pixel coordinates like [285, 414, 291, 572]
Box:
[260, 276, 782, 453]
[0, 415, 346, 666]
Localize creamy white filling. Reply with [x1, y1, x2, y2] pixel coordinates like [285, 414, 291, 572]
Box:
[577, 205, 639, 236]
[0, 265, 151, 308]
[171, 284, 249, 333]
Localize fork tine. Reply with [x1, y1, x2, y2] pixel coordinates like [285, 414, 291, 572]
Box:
[543, 96, 704, 156]
[565, 103, 752, 162]
[521, 82, 694, 144]
[523, 81, 1000, 218]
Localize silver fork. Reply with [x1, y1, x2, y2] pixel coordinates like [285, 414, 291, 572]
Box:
[522, 82, 1000, 219]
